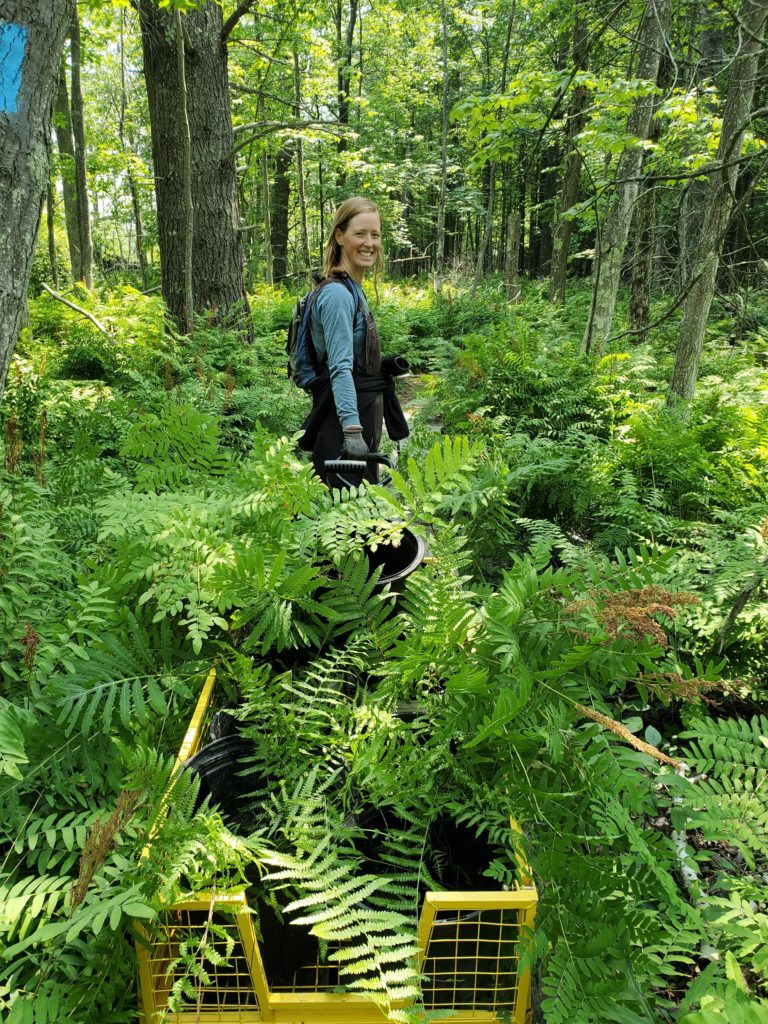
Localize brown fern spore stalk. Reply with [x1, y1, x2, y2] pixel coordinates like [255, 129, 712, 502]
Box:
[20, 624, 40, 674]
[576, 703, 682, 768]
[568, 586, 699, 648]
[70, 790, 141, 908]
[33, 410, 47, 486]
[4, 413, 22, 474]
[640, 671, 726, 704]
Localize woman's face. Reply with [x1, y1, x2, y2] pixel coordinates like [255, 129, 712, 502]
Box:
[335, 210, 381, 282]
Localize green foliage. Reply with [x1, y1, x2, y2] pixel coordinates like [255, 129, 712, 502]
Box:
[120, 399, 231, 491]
[3, 278, 768, 1023]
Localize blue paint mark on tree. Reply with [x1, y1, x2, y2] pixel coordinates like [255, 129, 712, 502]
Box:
[0, 21, 27, 115]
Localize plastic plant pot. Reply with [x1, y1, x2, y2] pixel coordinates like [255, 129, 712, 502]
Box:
[365, 528, 426, 590]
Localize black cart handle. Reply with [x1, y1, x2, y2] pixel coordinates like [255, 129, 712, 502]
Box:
[324, 452, 391, 473]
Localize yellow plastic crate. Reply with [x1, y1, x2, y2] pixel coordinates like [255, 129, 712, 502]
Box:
[136, 670, 538, 1024]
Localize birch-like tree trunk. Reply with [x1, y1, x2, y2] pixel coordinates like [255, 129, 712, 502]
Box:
[505, 212, 522, 303]
[46, 177, 59, 289]
[549, 9, 589, 304]
[583, 0, 671, 355]
[629, 54, 670, 343]
[669, 0, 768, 404]
[677, 20, 727, 289]
[434, 0, 450, 293]
[69, 9, 92, 288]
[336, 0, 359, 185]
[119, 10, 147, 289]
[260, 96, 273, 286]
[473, 0, 515, 295]
[53, 53, 81, 281]
[293, 50, 311, 276]
[272, 144, 291, 284]
[0, 2, 72, 405]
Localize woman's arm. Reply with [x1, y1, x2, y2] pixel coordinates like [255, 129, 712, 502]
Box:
[315, 283, 361, 428]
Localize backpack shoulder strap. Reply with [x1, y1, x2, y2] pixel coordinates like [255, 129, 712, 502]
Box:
[315, 272, 364, 309]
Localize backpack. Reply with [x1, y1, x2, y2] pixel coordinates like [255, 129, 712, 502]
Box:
[286, 274, 358, 390]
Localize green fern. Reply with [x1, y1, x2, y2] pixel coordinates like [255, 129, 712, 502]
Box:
[258, 793, 423, 1021]
[120, 400, 231, 492]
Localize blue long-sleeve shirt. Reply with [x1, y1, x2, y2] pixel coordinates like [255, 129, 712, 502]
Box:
[310, 279, 368, 429]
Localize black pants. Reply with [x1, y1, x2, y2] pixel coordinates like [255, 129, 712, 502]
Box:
[311, 390, 384, 485]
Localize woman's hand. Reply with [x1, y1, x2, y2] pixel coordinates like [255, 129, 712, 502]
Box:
[341, 425, 369, 460]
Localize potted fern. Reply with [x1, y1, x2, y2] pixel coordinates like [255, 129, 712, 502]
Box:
[138, 438, 538, 1023]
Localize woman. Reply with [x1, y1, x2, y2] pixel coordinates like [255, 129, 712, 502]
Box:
[301, 197, 408, 485]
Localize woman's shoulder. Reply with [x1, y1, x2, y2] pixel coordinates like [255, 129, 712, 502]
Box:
[315, 276, 361, 311]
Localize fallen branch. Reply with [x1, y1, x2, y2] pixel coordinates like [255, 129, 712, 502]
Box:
[40, 283, 110, 336]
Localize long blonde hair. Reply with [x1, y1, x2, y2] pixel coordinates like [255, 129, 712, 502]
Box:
[322, 197, 383, 293]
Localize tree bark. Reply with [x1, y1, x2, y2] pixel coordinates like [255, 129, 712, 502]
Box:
[119, 10, 147, 289]
[669, 0, 768, 404]
[272, 144, 291, 283]
[472, 163, 496, 296]
[293, 50, 311, 277]
[260, 105, 273, 286]
[678, 20, 727, 287]
[138, 0, 251, 335]
[434, 0, 450, 292]
[336, 0, 359, 183]
[583, 0, 671, 356]
[0, 2, 72, 406]
[175, 9, 194, 335]
[549, 10, 589, 304]
[69, 9, 93, 288]
[628, 54, 670, 343]
[46, 177, 58, 290]
[505, 212, 522, 303]
[52, 52, 81, 282]
[472, 0, 515, 293]
[627, 171, 656, 345]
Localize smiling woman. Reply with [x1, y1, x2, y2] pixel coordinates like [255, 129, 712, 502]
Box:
[299, 197, 410, 487]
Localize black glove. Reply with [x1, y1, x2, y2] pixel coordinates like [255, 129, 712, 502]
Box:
[380, 355, 411, 377]
[341, 428, 369, 461]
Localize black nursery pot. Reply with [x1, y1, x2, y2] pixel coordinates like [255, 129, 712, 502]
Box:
[365, 528, 426, 592]
[184, 734, 258, 827]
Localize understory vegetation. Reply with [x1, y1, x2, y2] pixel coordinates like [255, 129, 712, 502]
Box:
[1, 279, 767, 1024]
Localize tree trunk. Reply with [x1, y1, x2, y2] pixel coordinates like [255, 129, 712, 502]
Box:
[293, 50, 311, 277]
[627, 172, 655, 344]
[472, 163, 496, 296]
[69, 9, 92, 288]
[138, 0, 251, 335]
[53, 53, 81, 281]
[583, 0, 671, 356]
[678, 21, 727, 287]
[261, 129, 273, 286]
[46, 177, 58, 290]
[119, 10, 148, 289]
[272, 144, 291, 284]
[505, 212, 522, 303]
[517, 152, 527, 273]
[434, 0, 450, 292]
[0, 2, 72, 406]
[537, 143, 559, 270]
[669, 0, 768, 404]
[336, 0, 359, 183]
[175, 9, 194, 335]
[549, 9, 589, 304]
